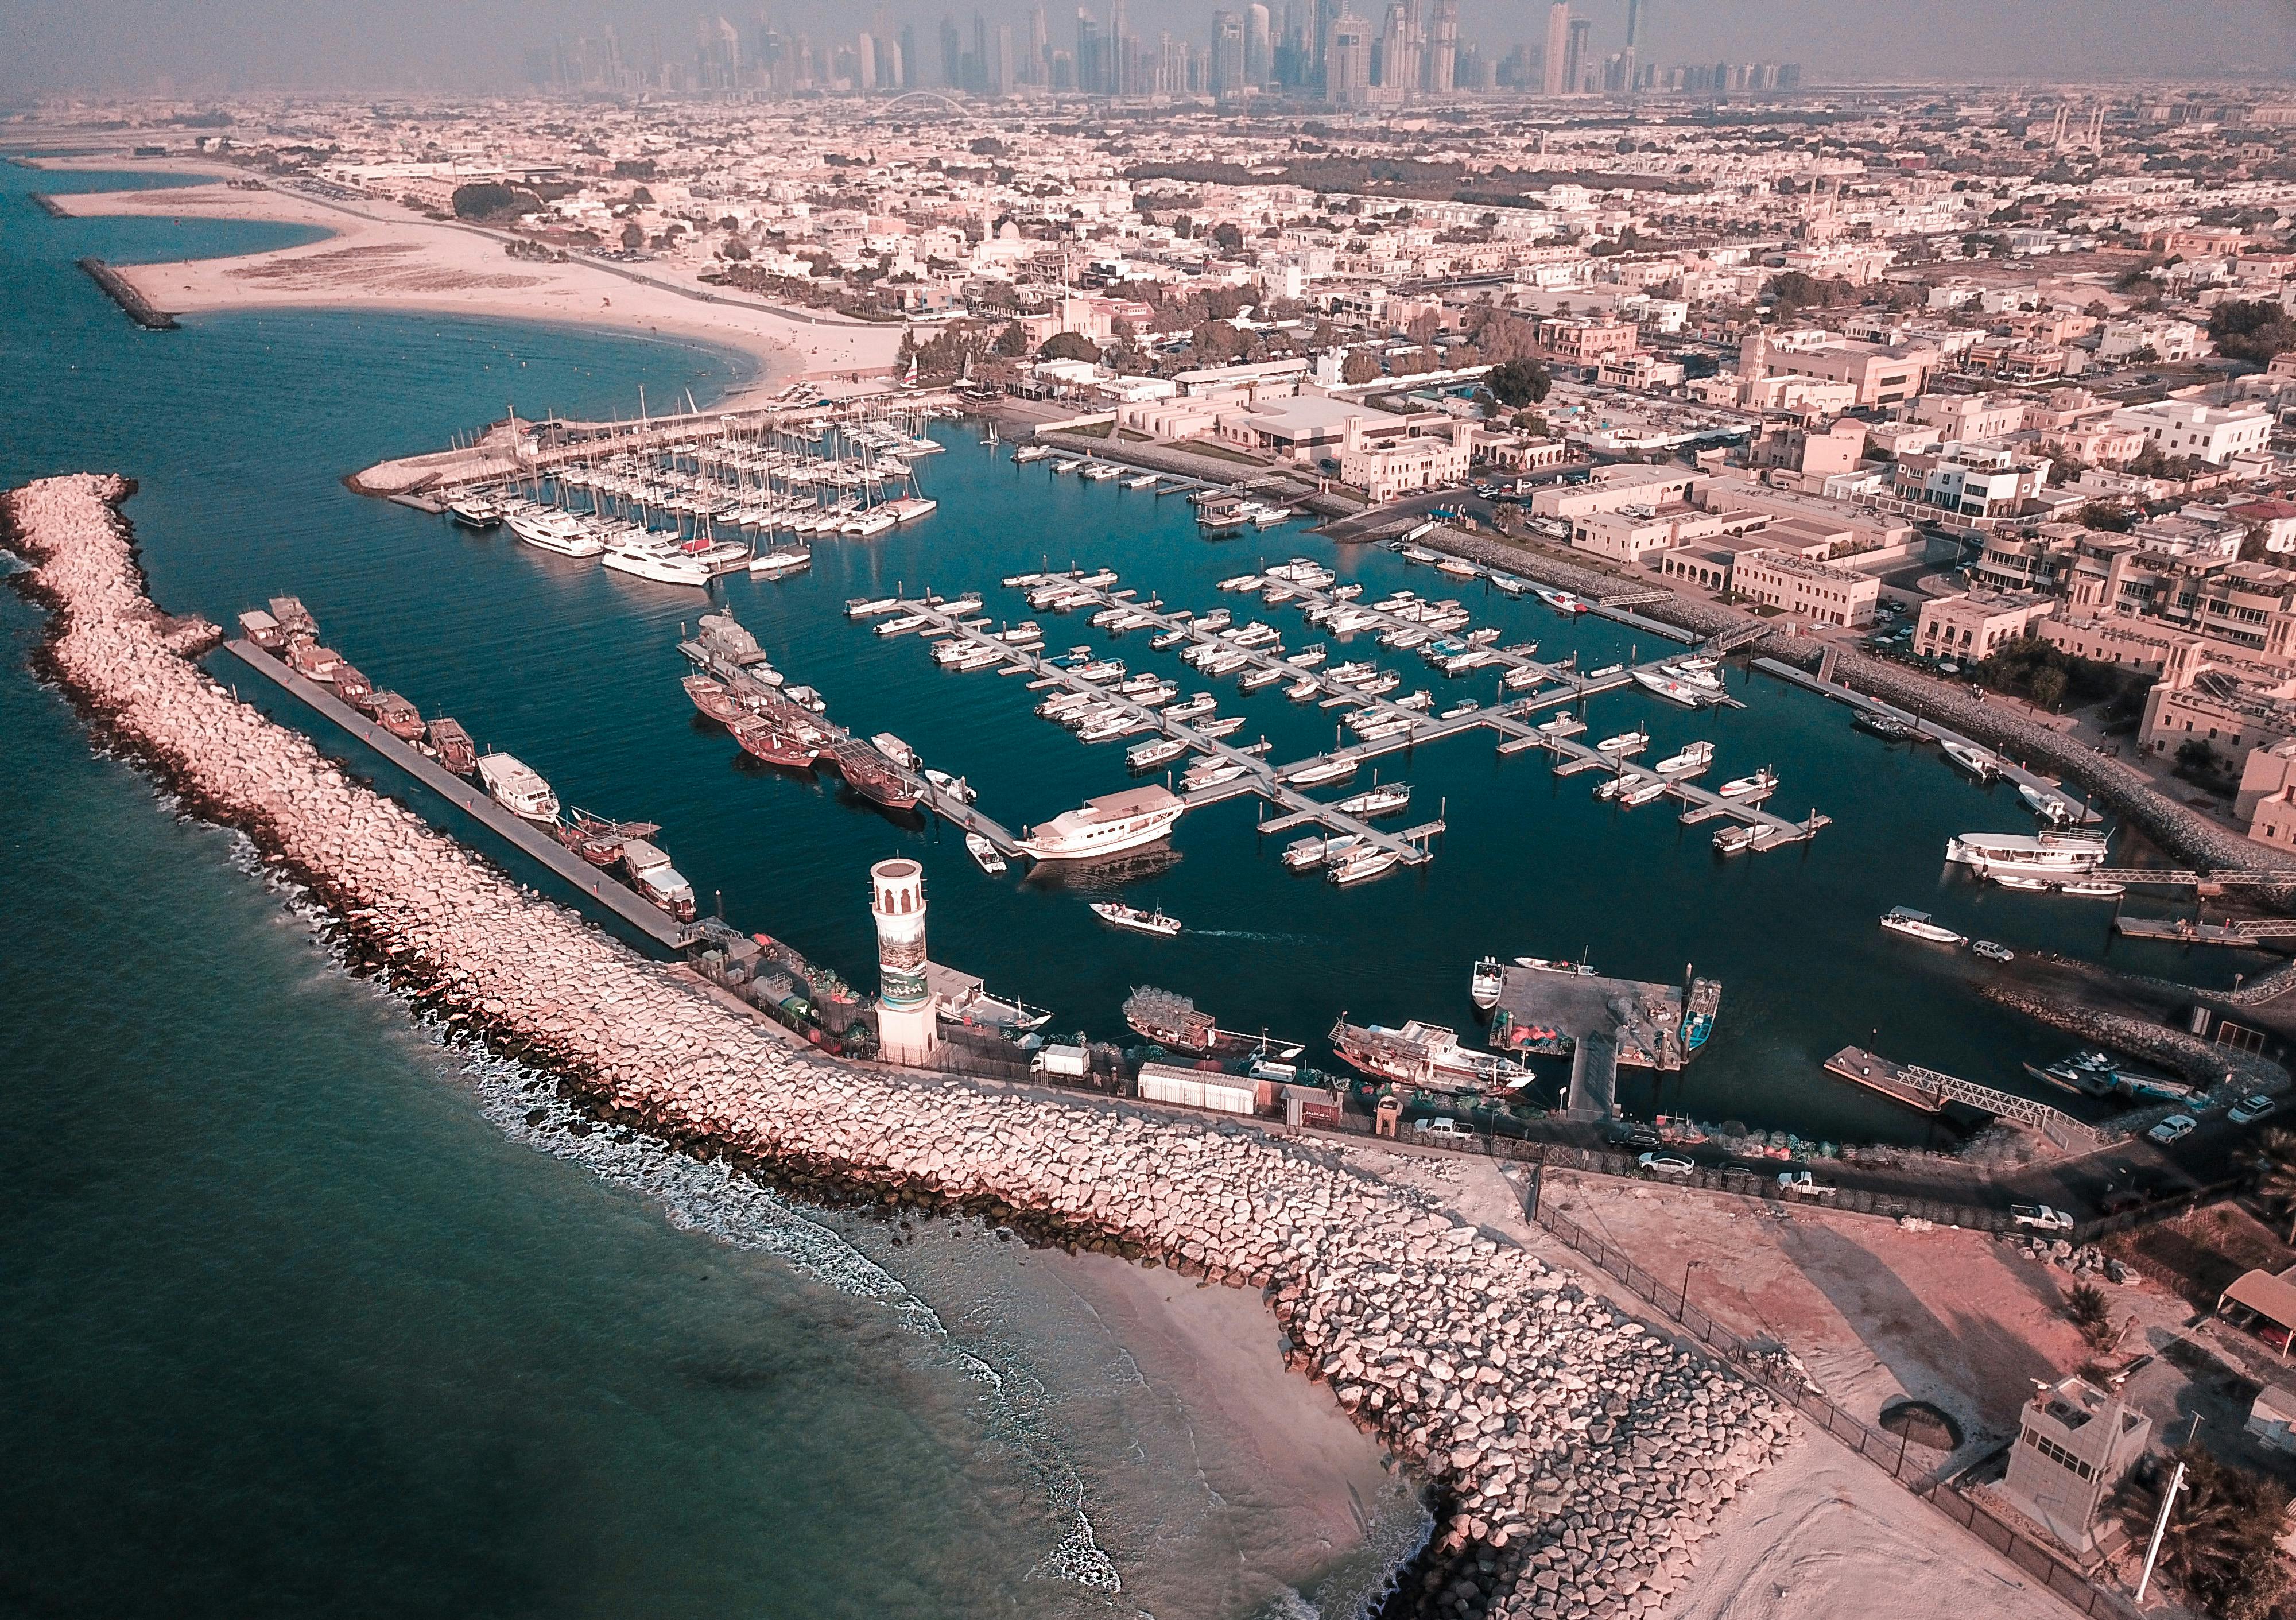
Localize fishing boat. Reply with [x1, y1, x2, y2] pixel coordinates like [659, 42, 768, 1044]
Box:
[1091, 900, 1181, 937]
[1282, 832, 1364, 871]
[1631, 669, 1707, 708]
[1018, 786, 1184, 862]
[476, 753, 560, 827]
[1879, 906, 1965, 946]
[618, 838, 697, 922]
[1853, 711, 1914, 742]
[922, 768, 975, 804]
[825, 738, 920, 811]
[1470, 956, 1505, 1009]
[1716, 768, 1777, 800]
[423, 717, 478, 776]
[1123, 986, 1304, 1061]
[2057, 879, 2126, 898]
[683, 674, 743, 726]
[368, 691, 425, 743]
[1328, 846, 1402, 886]
[965, 832, 1008, 875]
[1328, 1016, 1527, 1093]
[1941, 739, 1999, 781]
[1335, 782, 1410, 817]
[730, 715, 819, 769]
[1515, 956, 1596, 976]
[1712, 824, 1758, 855]
[2019, 782, 2081, 824]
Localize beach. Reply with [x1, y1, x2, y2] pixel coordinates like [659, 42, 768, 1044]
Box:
[34, 159, 906, 406]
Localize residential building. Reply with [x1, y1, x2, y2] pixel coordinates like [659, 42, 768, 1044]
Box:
[1529, 464, 1702, 520]
[1339, 418, 1471, 501]
[2140, 642, 2296, 776]
[2109, 400, 2274, 467]
[1999, 1378, 2149, 1555]
[1892, 441, 2053, 522]
[1738, 328, 1938, 410]
[1914, 588, 2054, 662]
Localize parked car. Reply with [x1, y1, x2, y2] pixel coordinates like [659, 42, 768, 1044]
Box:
[1638, 1152, 1697, 1179]
[1413, 1117, 1465, 1138]
[1778, 1170, 1838, 1198]
[2011, 1203, 2074, 1232]
[2231, 1095, 2278, 1125]
[2148, 1114, 2198, 1145]
[1718, 1162, 1763, 1186]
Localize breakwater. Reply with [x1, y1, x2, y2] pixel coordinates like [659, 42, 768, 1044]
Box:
[75, 257, 177, 330]
[9, 469, 1790, 1619]
[28, 192, 66, 217]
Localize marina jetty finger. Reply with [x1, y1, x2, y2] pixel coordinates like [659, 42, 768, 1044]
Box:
[8, 470, 1792, 1620]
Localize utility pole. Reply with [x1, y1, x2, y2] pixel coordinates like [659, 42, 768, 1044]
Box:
[2135, 1459, 2186, 1604]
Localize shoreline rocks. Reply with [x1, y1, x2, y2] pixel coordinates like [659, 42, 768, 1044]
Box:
[6, 471, 1789, 1619]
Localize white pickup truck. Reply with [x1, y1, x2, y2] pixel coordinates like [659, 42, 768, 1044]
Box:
[1777, 1171, 1837, 1199]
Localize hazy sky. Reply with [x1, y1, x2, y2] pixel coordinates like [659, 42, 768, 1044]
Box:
[2, 0, 2291, 96]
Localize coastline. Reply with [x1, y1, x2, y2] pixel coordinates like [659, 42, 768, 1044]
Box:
[30, 161, 904, 410]
[6, 467, 1791, 1619]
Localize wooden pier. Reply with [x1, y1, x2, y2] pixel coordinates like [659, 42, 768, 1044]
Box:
[220, 640, 699, 952]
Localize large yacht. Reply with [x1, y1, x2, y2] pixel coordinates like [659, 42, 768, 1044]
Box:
[476, 753, 560, 826]
[600, 530, 711, 587]
[1015, 785, 1185, 862]
[503, 505, 604, 558]
[1945, 828, 2108, 875]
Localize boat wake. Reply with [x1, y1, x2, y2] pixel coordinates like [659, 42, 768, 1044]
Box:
[1186, 928, 1318, 944]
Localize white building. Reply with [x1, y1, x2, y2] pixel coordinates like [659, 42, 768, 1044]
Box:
[2109, 400, 2275, 467]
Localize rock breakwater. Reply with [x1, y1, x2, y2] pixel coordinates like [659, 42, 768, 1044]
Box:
[7, 471, 1789, 1619]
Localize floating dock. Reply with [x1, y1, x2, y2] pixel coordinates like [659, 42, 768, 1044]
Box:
[220, 640, 698, 951]
[1822, 1045, 1948, 1115]
[1487, 966, 1706, 1121]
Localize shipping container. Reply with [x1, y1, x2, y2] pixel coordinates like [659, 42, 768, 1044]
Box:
[1137, 1060, 1256, 1116]
[1033, 1044, 1091, 1077]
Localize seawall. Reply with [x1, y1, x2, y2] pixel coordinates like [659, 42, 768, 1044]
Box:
[75, 257, 178, 330]
[6, 470, 1791, 1620]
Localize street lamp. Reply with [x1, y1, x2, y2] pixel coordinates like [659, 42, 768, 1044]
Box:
[1678, 1258, 1703, 1321]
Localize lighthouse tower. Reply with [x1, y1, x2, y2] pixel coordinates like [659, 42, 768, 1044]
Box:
[869, 858, 940, 1065]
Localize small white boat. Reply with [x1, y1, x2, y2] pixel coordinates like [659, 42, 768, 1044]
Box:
[965, 832, 1008, 875]
[748, 545, 812, 575]
[1285, 757, 1356, 788]
[2020, 782, 2080, 824]
[2058, 879, 2126, 898]
[1127, 737, 1189, 770]
[1282, 832, 1363, 871]
[1942, 740, 1998, 781]
[1515, 956, 1596, 976]
[1091, 900, 1181, 937]
[922, 767, 975, 804]
[1713, 824, 1758, 856]
[1595, 728, 1650, 756]
[1717, 768, 1777, 800]
[1328, 847, 1402, 886]
[1879, 906, 1965, 946]
[1471, 956, 1505, 1009]
[1336, 782, 1411, 817]
[1991, 873, 2050, 892]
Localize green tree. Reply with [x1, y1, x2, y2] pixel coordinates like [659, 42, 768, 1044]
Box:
[2176, 738, 2221, 777]
[1486, 357, 1552, 408]
[2209, 299, 2296, 366]
[2243, 1129, 2296, 1240]
[451, 182, 532, 222]
[1037, 330, 1102, 363]
[620, 222, 645, 250]
[1211, 222, 1245, 255]
[993, 320, 1030, 358]
[2117, 1447, 2290, 1620]
[2029, 666, 2068, 711]
[1340, 349, 1383, 385]
[2079, 502, 2134, 533]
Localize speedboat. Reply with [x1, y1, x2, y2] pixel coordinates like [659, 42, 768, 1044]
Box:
[1470, 957, 1506, 1009]
[1991, 873, 2051, 892]
[1515, 956, 1596, 976]
[1090, 900, 1181, 937]
[965, 832, 1008, 875]
[1327, 847, 1402, 886]
[2020, 782, 2081, 824]
[1879, 906, 1965, 946]
[1717, 768, 1777, 800]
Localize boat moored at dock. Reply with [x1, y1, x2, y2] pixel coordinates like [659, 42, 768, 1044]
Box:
[1879, 906, 1965, 946]
[1329, 1016, 1527, 1094]
[476, 753, 561, 827]
[1945, 828, 2108, 876]
[1017, 785, 1185, 862]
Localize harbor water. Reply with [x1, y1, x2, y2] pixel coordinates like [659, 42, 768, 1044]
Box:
[0, 162, 1425, 1620]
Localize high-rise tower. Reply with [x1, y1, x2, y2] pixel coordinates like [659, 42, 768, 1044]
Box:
[1541, 2, 1568, 96]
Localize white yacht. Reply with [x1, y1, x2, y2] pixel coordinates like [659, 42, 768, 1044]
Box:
[1945, 829, 2108, 876]
[1017, 786, 1185, 862]
[600, 532, 710, 586]
[476, 753, 560, 826]
[505, 506, 605, 559]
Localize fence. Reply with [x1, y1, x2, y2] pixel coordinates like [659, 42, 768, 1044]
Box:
[1531, 1197, 2143, 1620]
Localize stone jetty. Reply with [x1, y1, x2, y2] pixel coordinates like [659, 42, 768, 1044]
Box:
[7, 471, 1789, 1619]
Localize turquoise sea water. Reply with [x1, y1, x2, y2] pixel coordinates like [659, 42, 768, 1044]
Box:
[0, 164, 1428, 1620]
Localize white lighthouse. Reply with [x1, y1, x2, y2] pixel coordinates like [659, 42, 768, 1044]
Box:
[869, 857, 940, 1065]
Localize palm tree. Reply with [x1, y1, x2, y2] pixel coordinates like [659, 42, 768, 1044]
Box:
[2243, 1128, 2296, 1242]
[2117, 1447, 2290, 1619]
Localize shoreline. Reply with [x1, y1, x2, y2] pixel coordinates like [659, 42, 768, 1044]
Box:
[30, 162, 904, 411]
[5, 469, 1791, 1619]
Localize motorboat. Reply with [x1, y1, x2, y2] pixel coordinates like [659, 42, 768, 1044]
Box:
[1017, 786, 1185, 862]
[1090, 900, 1181, 937]
[1470, 956, 1505, 1009]
[922, 767, 975, 804]
[1127, 737, 1189, 771]
[1595, 728, 1650, 756]
[1945, 830, 2108, 875]
[1335, 782, 1410, 817]
[965, 832, 1009, 875]
[1879, 906, 1965, 946]
[1717, 768, 1778, 800]
[1631, 669, 1707, 708]
[1516, 956, 1596, 976]
[2020, 782, 2082, 825]
[476, 753, 560, 826]
[1991, 873, 2051, 891]
[1327, 847, 1402, 886]
[1941, 739, 1999, 781]
[2058, 879, 2126, 898]
[1282, 833, 1364, 871]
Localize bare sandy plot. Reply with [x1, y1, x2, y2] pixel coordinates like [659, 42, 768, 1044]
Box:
[44, 172, 906, 402]
[1666, 1432, 2042, 1620]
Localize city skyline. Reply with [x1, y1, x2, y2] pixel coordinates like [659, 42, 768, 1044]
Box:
[5, 0, 2294, 96]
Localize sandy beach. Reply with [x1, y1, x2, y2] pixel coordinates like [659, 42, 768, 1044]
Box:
[36, 160, 906, 408]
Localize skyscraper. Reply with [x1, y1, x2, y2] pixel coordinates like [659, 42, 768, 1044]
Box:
[1211, 9, 1246, 99]
[1428, 0, 1456, 94]
[1541, 2, 1568, 96]
[1110, 0, 1129, 91]
[1326, 10, 1371, 103]
[1622, 0, 1646, 92]
[1246, 2, 1272, 86]
[1566, 17, 1589, 91]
